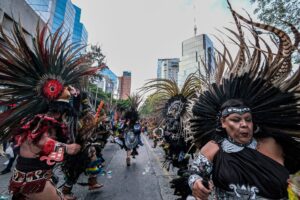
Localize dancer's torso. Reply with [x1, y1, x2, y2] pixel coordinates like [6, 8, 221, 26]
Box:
[212, 139, 289, 199]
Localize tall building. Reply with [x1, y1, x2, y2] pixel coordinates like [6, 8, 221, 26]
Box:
[97, 67, 119, 98]
[72, 5, 87, 46]
[0, 0, 45, 43]
[51, 0, 75, 39]
[23, 0, 53, 23]
[118, 71, 131, 100]
[157, 58, 179, 83]
[26, 0, 88, 49]
[178, 34, 215, 87]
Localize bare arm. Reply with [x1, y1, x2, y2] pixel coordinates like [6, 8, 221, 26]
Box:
[36, 132, 81, 155]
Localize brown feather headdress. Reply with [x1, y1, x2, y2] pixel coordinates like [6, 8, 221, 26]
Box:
[191, 1, 300, 148]
[141, 74, 200, 140]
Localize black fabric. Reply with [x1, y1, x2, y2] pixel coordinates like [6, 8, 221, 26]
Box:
[16, 156, 52, 173]
[47, 101, 76, 118]
[212, 148, 289, 199]
[255, 130, 300, 174]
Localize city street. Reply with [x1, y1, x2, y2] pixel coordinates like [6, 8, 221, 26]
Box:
[0, 135, 178, 200]
[1, 0, 299, 199]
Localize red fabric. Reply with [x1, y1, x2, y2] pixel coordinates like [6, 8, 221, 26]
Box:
[9, 169, 52, 195]
[42, 79, 63, 100]
[40, 146, 65, 165]
[42, 138, 57, 155]
[15, 114, 68, 146]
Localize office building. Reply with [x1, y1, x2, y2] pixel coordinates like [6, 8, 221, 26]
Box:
[0, 0, 45, 44]
[178, 34, 215, 87]
[26, 0, 88, 50]
[157, 58, 179, 83]
[97, 67, 119, 98]
[72, 5, 87, 46]
[118, 71, 131, 100]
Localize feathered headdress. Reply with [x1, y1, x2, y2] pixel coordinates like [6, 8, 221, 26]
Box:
[191, 1, 300, 146]
[123, 93, 142, 125]
[141, 74, 200, 139]
[0, 22, 98, 140]
[171, 2, 300, 199]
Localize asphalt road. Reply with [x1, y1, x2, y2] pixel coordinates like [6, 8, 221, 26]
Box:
[0, 135, 178, 200]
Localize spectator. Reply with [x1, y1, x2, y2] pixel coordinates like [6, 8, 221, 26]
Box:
[1, 140, 17, 175]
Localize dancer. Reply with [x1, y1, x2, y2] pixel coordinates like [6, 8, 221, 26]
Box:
[187, 2, 300, 199]
[117, 94, 142, 166]
[141, 75, 199, 171]
[0, 22, 98, 200]
[62, 93, 106, 199]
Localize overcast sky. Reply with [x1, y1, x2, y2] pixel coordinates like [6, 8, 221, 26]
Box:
[72, 0, 254, 92]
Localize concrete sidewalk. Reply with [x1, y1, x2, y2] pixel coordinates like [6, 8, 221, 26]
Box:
[0, 155, 12, 199]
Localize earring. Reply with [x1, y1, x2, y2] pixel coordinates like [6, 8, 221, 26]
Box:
[254, 125, 260, 134]
[216, 127, 223, 132]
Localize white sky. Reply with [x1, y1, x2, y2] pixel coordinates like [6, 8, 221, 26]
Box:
[72, 0, 255, 92]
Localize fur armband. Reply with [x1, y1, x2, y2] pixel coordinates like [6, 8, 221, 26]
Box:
[188, 153, 213, 189]
[40, 139, 66, 165]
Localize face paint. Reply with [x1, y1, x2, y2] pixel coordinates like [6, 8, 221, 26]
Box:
[221, 112, 253, 144]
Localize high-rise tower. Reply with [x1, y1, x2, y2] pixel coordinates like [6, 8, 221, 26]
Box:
[178, 34, 215, 87]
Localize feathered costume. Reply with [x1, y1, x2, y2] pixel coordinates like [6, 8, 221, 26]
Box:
[0, 21, 98, 199]
[141, 75, 199, 171]
[123, 94, 142, 150]
[0, 22, 98, 140]
[171, 1, 300, 199]
[61, 92, 107, 195]
[114, 94, 143, 166]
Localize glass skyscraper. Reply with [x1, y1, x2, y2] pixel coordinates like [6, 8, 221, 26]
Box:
[51, 0, 75, 39]
[157, 58, 179, 84]
[26, 0, 88, 49]
[98, 67, 118, 94]
[72, 5, 88, 47]
[25, 0, 53, 22]
[178, 34, 215, 87]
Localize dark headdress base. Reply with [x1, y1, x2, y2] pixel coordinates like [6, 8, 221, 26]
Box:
[48, 101, 76, 118]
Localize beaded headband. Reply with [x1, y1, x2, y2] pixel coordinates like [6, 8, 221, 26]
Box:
[221, 107, 251, 117]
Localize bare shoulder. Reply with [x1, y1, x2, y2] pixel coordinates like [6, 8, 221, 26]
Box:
[257, 137, 282, 149]
[257, 137, 284, 165]
[200, 140, 220, 162]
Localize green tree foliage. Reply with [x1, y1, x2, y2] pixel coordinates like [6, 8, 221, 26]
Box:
[250, 0, 300, 31]
[88, 83, 131, 114]
[250, 0, 300, 63]
[88, 83, 110, 106]
[115, 99, 131, 112]
[86, 45, 106, 82]
[139, 93, 163, 117]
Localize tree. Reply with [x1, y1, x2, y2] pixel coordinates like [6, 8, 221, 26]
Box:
[87, 44, 106, 67]
[86, 44, 107, 83]
[139, 93, 163, 117]
[115, 99, 131, 112]
[250, 0, 300, 31]
[250, 0, 300, 63]
[88, 83, 110, 107]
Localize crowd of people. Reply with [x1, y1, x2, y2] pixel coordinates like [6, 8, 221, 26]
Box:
[0, 1, 300, 200]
